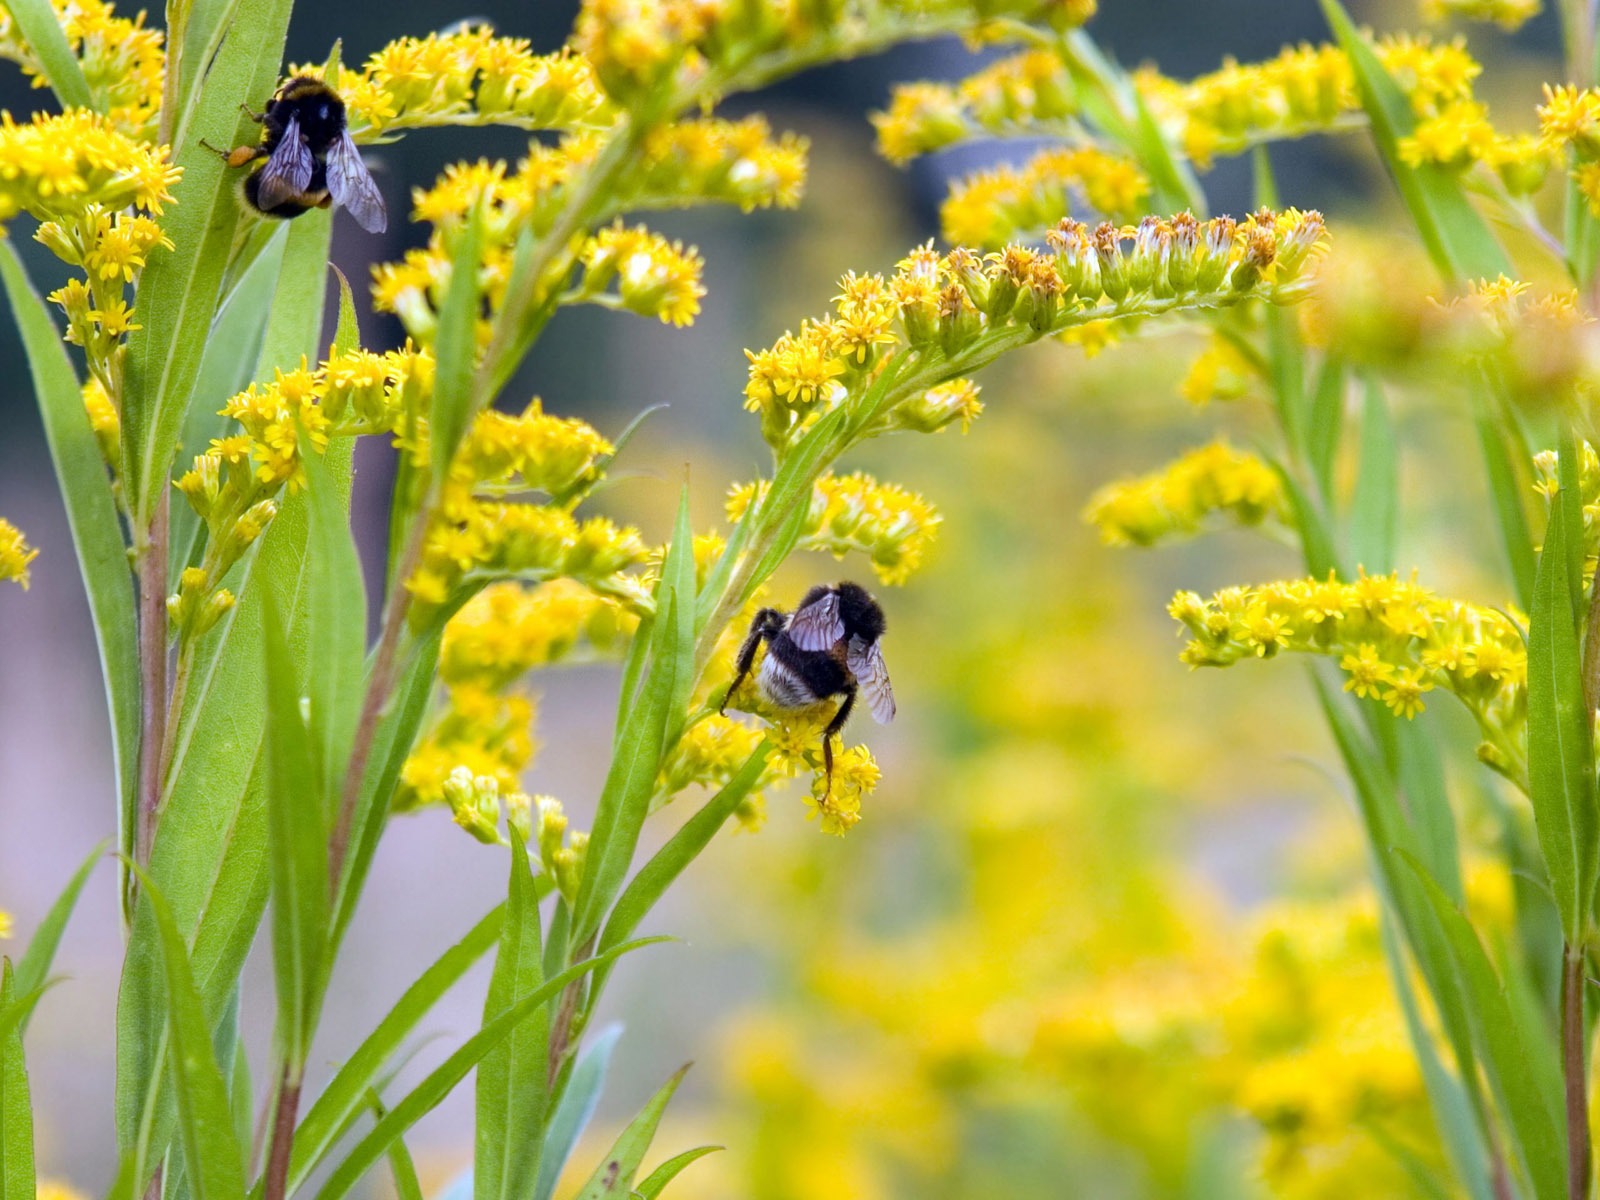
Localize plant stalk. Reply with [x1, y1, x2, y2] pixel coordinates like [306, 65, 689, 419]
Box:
[134, 490, 170, 878]
[328, 520, 424, 889]
[261, 1068, 302, 1200]
[1564, 944, 1591, 1200]
[547, 934, 596, 1090]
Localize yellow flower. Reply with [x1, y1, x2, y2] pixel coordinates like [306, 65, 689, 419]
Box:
[0, 109, 179, 222]
[728, 472, 942, 585]
[0, 909, 11, 937]
[941, 145, 1148, 249]
[1423, 0, 1540, 29]
[579, 221, 706, 326]
[0, 518, 38, 588]
[0, 0, 165, 140]
[1084, 441, 1285, 547]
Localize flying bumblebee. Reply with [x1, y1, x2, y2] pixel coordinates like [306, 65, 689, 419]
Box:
[721, 582, 896, 791]
[215, 76, 387, 233]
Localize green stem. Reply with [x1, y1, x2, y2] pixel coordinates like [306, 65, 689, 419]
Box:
[134, 490, 170, 881]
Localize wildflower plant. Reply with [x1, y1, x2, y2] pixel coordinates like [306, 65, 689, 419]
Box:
[0, 0, 1347, 1195]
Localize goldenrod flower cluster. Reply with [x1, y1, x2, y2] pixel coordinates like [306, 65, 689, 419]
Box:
[409, 401, 648, 615]
[573, 0, 1097, 109]
[1170, 572, 1529, 779]
[940, 146, 1149, 249]
[404, 578, 636, 849]
[82, 377, 119, 469]
[372, 116, 802, 345]
[657, 714, 769, 829]
[1083, 441, 1284, 547]
[1134, 34, 1544, 188]
[0, 0, 165, 140]
[1178, 334, 1257, 405]
[1424, 0, 1540, 29]
[0, 519, 37, 589]
[438, 578, 635, 689]
[743, 210, 1326, 455]
[311, 30, 614, 138]
[0, 109, 178, 222]
[40, 208, 172, 402]
[727, 472, 943, 585]
[576, 221, 706, 326]
[873, 49, 1077, 165]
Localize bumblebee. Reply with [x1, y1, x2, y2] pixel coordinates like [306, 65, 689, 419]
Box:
[218, 76, 387, 233]
[722, 582, 896, 790]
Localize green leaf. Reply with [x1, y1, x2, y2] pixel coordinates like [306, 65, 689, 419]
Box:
[1397, 852, 1566, 1200]
[475, 833, 548, 1200]
[14, 841, 105, 1032]
[1348, 375, 1398, 574]
[574, 490, 695, 944]
[263, 585, 331, 1072]
[1525, 459, 1597, 944]
[252, 213, 334, 381]
[120, 0, 295, 522]
[0, 962, 36, 1200]
[299, 433, 366, 798]
[572, 1065, 689, 1199]
[1473, 388, 1536, 608]
[0, 241, 139, 856]
[593, 745, 769, 998]
[0, 0, 94, 110]
[329, 265, 362, 357]
[430, 204, 488, 492]
[277, 905, 505, 1198]
[384, 1129, 425, 1200]
[535, 1025, 623, 1200]
[1273, 462, 1340, 578]
[1379, 913, 1496, 1200]
[1306, 357, 1346, 503]
[132, 866, 248, 1200]
[171, 225, 288, 593]
[1320, 0, 1509, 283]
[314, 941, 664, 1200]
[635, 1147, 722, 1199]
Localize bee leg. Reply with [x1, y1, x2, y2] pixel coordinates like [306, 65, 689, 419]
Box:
[721, 608, 778, 716]
[240, 101, 265, 123]
[820, 686, 856, 797]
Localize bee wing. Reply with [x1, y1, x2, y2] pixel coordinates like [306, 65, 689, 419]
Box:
[254, 114, 314, 209]
[325, 130, 387, 233]
[847, 636, 896, 724]
[785, 590, 844, 651]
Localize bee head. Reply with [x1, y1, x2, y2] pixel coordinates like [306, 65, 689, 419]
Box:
[834, 582, 885, 642]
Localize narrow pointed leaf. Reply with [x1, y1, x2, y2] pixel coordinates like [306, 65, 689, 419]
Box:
[475, 833, 548, 1200]
[14, 840, 105, 1031]
[1320, 0, 1509, 282]
[263, 585, 330, 1071]
[132, 867, 247, 1200]
[300, 436, 366, 798]
[575, 490, 695, 943]
[1525, 471, 1596, 943]
[0, 962, 36, 1200]
[1397, 852, 1565, 1200]
[1474, 392, 1536, 608]
[276, 904, 505, 1198]
[1307, 357, 1346, 502]
[635, 1146, 722, 1199]
[314, 941, 663, 1200]
[0, 241, 138, 843]
[0, 0, 93, 110]
[572, 1065, 690, 1199]
[535, 1024, 623, 1200]
[430, 204, 487, 490]
[1349, 375, 1398, 574]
